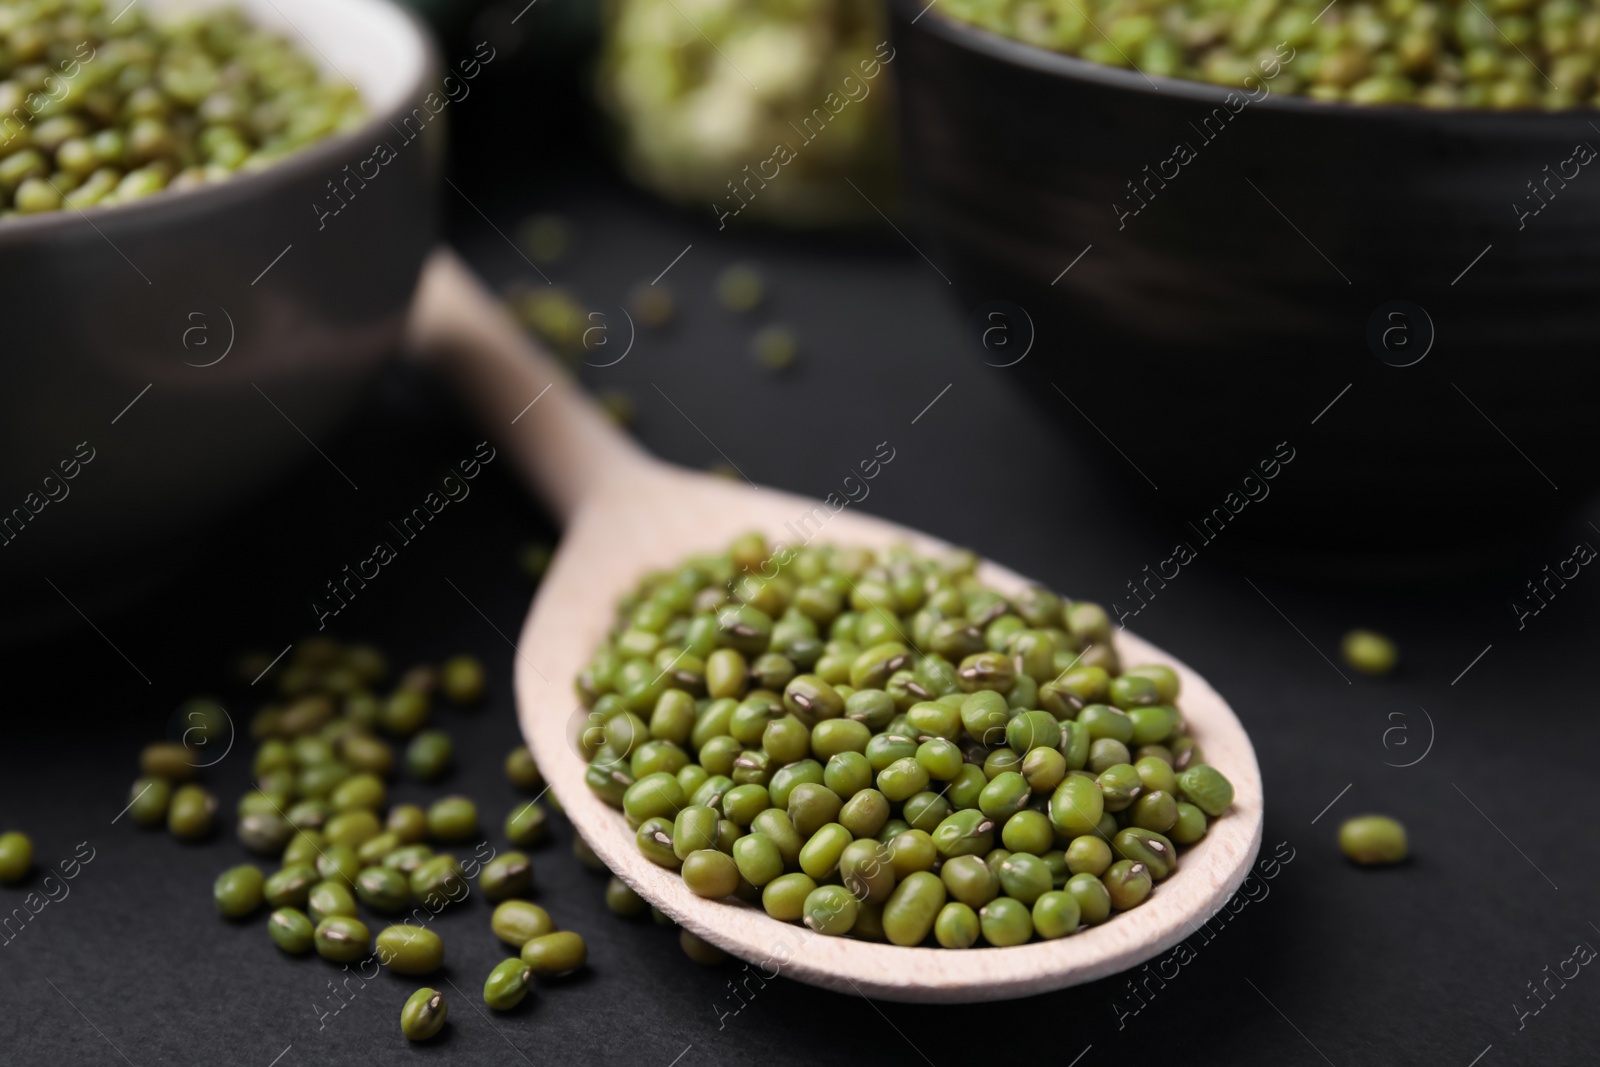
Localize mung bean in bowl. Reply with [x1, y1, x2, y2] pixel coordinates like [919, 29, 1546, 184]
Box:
[936, 0, 1600, 111]
[887, 0, 1600, 575]
[0, 0, 441, 613]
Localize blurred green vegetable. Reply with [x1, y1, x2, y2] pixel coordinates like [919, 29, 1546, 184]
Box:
[598, 0, 898, 225]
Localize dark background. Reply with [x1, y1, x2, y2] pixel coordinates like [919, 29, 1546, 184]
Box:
[2, 7, 1598, 1066]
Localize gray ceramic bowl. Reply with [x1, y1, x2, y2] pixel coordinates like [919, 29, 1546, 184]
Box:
[890, 1, 1600, 577]
[0, 0, 441, 604]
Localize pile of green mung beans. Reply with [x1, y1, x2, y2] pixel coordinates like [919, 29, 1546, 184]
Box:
[578, 535, 1235, 949]
[941, 0, 1600, 110]
[124, 637, 595, 1040]
[0, 0, 362, 218]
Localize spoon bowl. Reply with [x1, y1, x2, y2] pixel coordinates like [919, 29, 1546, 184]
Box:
[410, 250, 1264, 1003]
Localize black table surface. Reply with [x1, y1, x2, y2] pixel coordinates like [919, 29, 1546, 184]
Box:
[4, 157, 1598, 1067]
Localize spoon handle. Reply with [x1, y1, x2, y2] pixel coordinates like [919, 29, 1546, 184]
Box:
[407, 246, 649, 522]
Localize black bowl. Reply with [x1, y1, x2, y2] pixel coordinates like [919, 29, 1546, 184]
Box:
[0, 0, 443, 604]
[889, 2, 1600, 578]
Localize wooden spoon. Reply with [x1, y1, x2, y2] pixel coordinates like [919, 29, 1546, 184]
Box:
[408, 249, 1264, 1003]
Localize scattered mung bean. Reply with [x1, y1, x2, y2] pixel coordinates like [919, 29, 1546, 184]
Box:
[0, 831, 33, 883]
[481, 851, 534, 901]
[1339, 814, 1408, 865]
[1342, 629, 1399, 675]
[377, 924, 444, 975]
[492, 900, 554, 946]
[168, 784, 216, 840]
[213, 864, 265, 918]
[520, 930, 587, 975]
[269, 907, 315, 954]
[483, 957, 534, 1010]
[401, 987, 448, 1041]
[314, 915, 371, 963]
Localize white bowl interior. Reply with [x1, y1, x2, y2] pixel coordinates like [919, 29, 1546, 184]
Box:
[145, 0, 426, 111]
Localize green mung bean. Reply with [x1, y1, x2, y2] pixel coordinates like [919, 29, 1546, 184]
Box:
[440, 655, 485, 704]
[308, 880, 358, 924]
[269, 907, 315, 954]
[410, 854, 466, 904]
[505, 747, 544, 791]
[167, 784, 216, 840]
[492, 901, 555, 946]
[237, 812, 293, 855]
[716, 263, 764, 311]
[384, 844, 434, 877]
[979, 895, 1033, 946]
[606, 876, 649, 916]
[356, 866, 413, 913]
[1032, 890, 1081, 939]
[377, 924, 444, 975]
[481, 851, 534, 901]
[1342, 629, 1399, 675]
[264, 864, 318, 909]
[405, 731, 453, 781]
[139, 742, 194, 781]
[316, 845, 362, 887]
[483, 958, 533, 1010]
[357, 831, 401, 866]
[935, 901, 981, 948]
[388, 804, 429, 844]
[1103, 860, 1154, 911]
[1178, 765, 1235, 817]
[127, 778, 171, 828]
[504, 802, 549, 847]
[521, 931, 587, 975]
[324, 810, 380, 849]
[1339, 814, 1408, 865]
[802, 884, 859, 935]
[681, 851, 742, 902]
[679, 929, 726, 964]
[213, 865, 265, 918]
[761, 871, 817, 921]
[0, 831, 33, 883]
[314, 916, 371, 963]
[330, 772, 385, 813]
[1066, 872, 1112, 925]
[427, 796, 478, 842]
[401, 987, 448, 1041]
